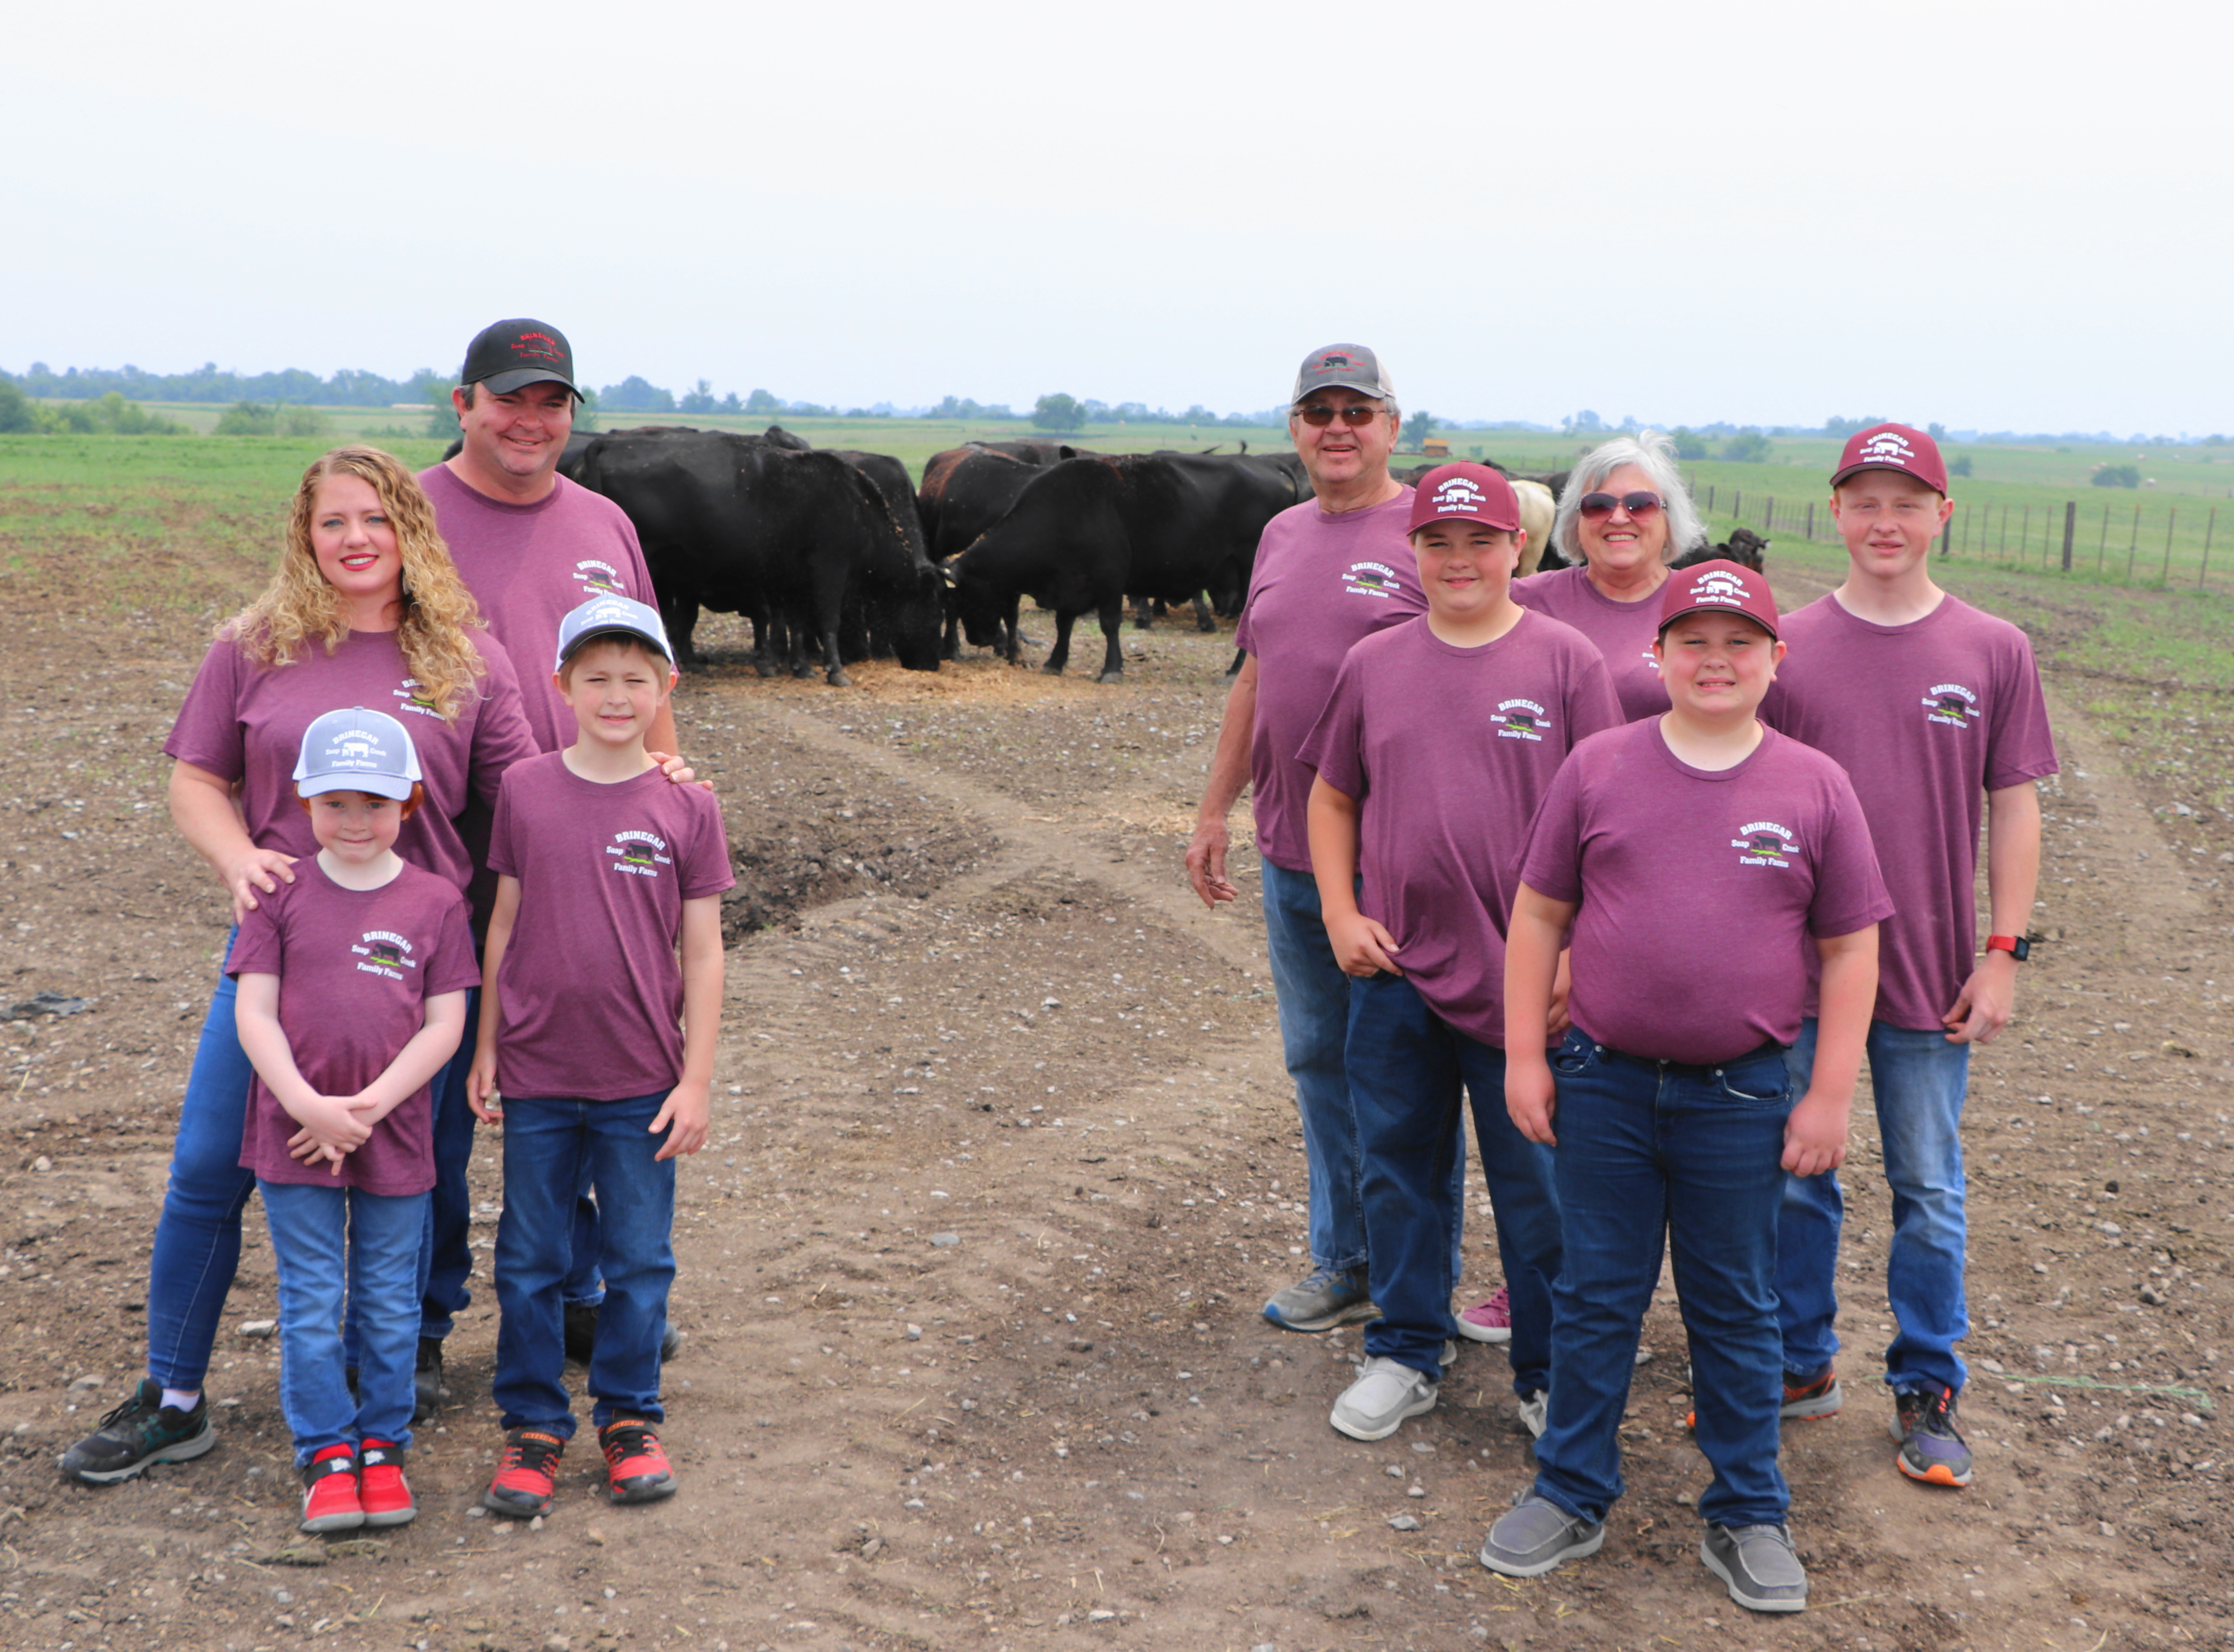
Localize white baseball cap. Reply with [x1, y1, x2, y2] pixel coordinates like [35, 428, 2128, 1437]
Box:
[293, 707, 423, 801]
[554, 594, 673, 673]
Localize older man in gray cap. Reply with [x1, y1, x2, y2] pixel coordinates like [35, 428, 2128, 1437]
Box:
[1187, 344, 1430, 1333]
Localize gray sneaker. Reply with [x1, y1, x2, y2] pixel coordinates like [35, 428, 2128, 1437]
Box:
[1516, 1388, 1549, 1439]
[1700, 1522, 1808, 1613]
[1478, 1492, 1604, 1577]
[1329, 1356, 1437, 1441]
[1263, 1266, 1376, 1332]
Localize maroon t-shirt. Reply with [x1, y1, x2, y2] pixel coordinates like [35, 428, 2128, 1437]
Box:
[1519, 720, 1894, 1066]
[418, 465, 656, 756]
[1234, 493, 1427, 872]
[164, 628, 537, 896]
[1298, 612, 1623, 1046]
[486, 753, 735, 1101]
[1761, 592, 2058, 1031]
[1511, 564, 1670, 722]
[229, 859, 478, 1193]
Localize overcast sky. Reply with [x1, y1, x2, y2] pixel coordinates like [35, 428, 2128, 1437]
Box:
[7, 0, 2225, 435]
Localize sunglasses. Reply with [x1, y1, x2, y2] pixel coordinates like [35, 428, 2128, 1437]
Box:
[1576, 490, 1665, 520]
[1295, 403, 1383, 427]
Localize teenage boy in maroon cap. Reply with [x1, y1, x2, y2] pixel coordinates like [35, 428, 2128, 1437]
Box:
[1299, 464, 1620, 1442]
[1765, 423, 2057, 1490]
[1481, 561, 1889, 1615]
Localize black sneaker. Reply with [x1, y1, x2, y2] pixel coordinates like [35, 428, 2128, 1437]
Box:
[59, 1379, 217, 1484]
[565, 1302, 682, 1365]
[414, 1337, 446, 1422]
[1890, 1385, 1974, 1488]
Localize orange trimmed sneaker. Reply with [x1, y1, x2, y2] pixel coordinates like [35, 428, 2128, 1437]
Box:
[598, 1418, 678, 1505]
[357, 1438, 415, 1527]
[1891, 1385, 1974, 1488]
[299, 1443, 363, 1533]
[1685, 1364, 1845, 1431]
[484, 1428, 567, 1518]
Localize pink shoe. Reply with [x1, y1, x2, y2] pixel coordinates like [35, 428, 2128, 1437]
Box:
[1456, 1286, 1514, 1345]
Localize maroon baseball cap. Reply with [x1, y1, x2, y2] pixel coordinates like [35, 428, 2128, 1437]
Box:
[1658, 558, 1780, 640]
[460, 318, 581, 398]
[1406, 463, 1521, 534]
[1830, 422, 1948, 494]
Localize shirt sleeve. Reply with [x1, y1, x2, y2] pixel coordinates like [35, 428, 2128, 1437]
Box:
[1983, 634, 2060, 791]
[1294, 650, 1368, 799]
[466, 635, 540, 810]
[486, 769, 524, 880]
[425, 893, 484, 997]
[226, 886, 285, 978]
[1807, 768, 1898, 940]
[1566, 654, 1625, 747]
[678, 792, 738, 901]
[1517, 752, 1588, 903]
[164, 637, 250, 780]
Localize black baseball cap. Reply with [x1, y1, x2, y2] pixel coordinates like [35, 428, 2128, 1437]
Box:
[460, 318, 581, 397]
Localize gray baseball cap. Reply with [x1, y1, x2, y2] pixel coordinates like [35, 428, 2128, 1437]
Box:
[554, 594, 674, 673]
[293, 708, 423, 801]
[1292, 343, 1395, 404]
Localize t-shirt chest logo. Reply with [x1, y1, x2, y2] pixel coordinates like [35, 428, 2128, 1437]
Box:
[1492, 698, 1551, 743]
[1923, 682, 1979, 729]
[1731, 821, 1797, 869]
[393, 676, 445, 720]
[1342, 561, 1401, 600]
[608, 829, 672, 879]
[351, 929, 419, 982]
[574, 560, 626, 597]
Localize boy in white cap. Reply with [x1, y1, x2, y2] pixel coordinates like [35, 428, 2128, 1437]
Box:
[1482, 563, 1890, 1614]
[468, 597, 732, 1517]
[1298, 464, 1621, 1442]
[232, 708, 479, 1532]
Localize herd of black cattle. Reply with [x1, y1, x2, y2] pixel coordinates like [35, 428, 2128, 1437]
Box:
[474, 424, 1767, 687]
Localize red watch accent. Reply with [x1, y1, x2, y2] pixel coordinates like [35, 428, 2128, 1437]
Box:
[1985, 934, 2030, 962]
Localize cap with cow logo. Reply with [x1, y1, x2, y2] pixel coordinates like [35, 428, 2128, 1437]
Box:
[1406, 463, 1521, 534]
[554, 593, 675, 673]
[460, 317, 581, 399]
[1830, 422, 1949, 495]
[1291, 342, 1395, 405]
[293, 707, 424, 801]
[1657, 558, 1781, 640]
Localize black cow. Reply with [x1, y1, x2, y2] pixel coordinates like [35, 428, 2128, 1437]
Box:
[761, 423, 812, 450]
[1131, 450, 1308, 629]
[568, 428, 941, 684]
[948, 452, 1296, 682]
[917, 442, 1097, 659]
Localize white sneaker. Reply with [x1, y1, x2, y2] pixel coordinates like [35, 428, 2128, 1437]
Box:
[1330, 1356, 1437, 1442]
[1517, 1389, 1549, 1440]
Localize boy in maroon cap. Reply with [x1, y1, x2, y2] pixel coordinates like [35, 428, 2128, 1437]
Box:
[1480, 561, 1890, 1614]
[1765, 424, 2057, 1490]
[1299, 464, 1621, 1442]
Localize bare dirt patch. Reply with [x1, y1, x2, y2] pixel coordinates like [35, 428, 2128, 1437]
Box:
[0, 530, 2228, 1652]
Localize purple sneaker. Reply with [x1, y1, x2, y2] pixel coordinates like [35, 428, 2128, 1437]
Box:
[1890, 1385, 1973, 1488]
[1456, 1287, 1513, 1345]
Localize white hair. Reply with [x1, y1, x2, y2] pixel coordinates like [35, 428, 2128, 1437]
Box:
[1550, 431, 1705, 563]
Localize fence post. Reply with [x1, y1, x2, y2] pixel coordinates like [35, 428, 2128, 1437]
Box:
[1806, 501, 1814, 541]
[2203, 506, 2217, 588]
[1767, 497, 1775, 533]
[1733, 490, 1741, 521]
[2162, 509, 2176, 583]
[2126, 502, 2141, 580]
[1940, 511, 1954, 556]
[2099, 503, 2110, 569]
[1707, 485, 1715, 513]
[2020, 504, 2030, 565]
[2062, 500, 2075, 571]
[1998, 504, 2008, 560]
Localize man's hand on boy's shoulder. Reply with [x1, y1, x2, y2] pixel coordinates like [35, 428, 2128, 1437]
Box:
[1941, 952, 2018, 1045]
[651, 1081, 711, 1161]
[648, 750, 716, 794]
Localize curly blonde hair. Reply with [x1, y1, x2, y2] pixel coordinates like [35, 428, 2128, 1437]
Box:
[227, 445, 487, 719]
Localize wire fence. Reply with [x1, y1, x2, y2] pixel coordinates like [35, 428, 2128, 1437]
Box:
[1695, 484, 2226, 592]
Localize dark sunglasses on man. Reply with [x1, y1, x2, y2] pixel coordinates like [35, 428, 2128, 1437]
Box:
[1576, 490, 1664, 520]
[1294, 403, 1383, 427]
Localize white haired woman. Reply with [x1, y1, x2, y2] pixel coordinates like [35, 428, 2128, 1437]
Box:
[1512, 432, 1707, 722]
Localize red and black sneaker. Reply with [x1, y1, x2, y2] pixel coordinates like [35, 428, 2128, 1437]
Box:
[358, 1439, 415, 1527]
[299, 1443, 363, 1534]
[484, 1428, 567, 1518]
[598, 1418, 678, 1505]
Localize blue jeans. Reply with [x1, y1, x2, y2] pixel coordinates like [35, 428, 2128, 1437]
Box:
[1532, 1032, 1794, 1529]
[1778, 1017, 1971, 1394]
[1347, 973, 1558, 1392]
[493, 1092, 676, 1439]
[146, 928, 259, 1393]
[1259, 862, 1463, 1280]
[261, 1180, 427, 1466]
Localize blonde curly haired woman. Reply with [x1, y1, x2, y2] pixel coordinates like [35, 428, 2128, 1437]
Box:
[63, 446, 537, 1485]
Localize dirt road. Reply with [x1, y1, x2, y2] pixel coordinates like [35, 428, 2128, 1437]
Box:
[0, 567, 2229, 1652]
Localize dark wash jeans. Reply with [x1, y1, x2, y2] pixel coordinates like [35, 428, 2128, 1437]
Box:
[1346, 972, 1559, 1391]
[1530, 1030, 1796, 1529]
[493, 1091, 677, 1439]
